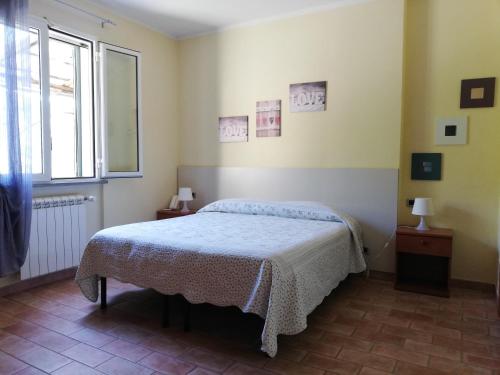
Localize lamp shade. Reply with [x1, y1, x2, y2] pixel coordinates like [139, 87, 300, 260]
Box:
[178, 187, 193, 201]
[412, 198, 434, 216]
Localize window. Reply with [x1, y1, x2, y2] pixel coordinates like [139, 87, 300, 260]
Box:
[48, 31, 94, 179]
[24, 19, 142, 182]
[100, 43, 142, 178]
[29, 19, 95, 181]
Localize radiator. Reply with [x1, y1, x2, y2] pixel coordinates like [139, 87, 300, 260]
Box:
[21, 195, 89, 280]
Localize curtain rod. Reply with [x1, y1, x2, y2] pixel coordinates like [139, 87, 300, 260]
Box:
[51, 0, 117, 28]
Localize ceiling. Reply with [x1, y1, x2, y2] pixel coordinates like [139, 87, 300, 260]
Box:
[87, 0, 361, 39]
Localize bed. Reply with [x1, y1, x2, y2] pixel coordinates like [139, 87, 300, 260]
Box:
[75, 199, 366, 357]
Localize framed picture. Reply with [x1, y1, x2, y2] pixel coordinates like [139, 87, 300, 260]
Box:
[460, 77, 495, 108]
[219, 116, 248, 143]
[289, 81, 326, 112]
[256, 100, 281, 137]
[411, 153, 442, 180]
[435, 117, 468, 145]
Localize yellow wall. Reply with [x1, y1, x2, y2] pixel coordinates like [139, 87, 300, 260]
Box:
[400, 0, 500, 283]
[179, 0, 405, 169]
[29, 0, 180, 227]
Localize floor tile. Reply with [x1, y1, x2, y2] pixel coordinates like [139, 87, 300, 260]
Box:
[29, 329, 79, 352]
[17, 346, 72, 373]
[381, 324, 432, 343]
[69, 327, 116, 347]
[404, 339, 461, 361]
[62, 342, 114, 367]
[371, 343, 429, 367]
[52, 361, 102, 374]
[0, 334, 40, 356]
[11, 366, 47, 375]
[428, 356, 491, 374]
[101, 339, 152, 362]
[224, 362, 275, 375]
[139, 335, 189, 357]
[337, 348, 396, 372]
[0, 351, 28, 374]
[97, 356, 154, 375]
[301, 353, 360, 374]
[179, 347, 233, 372]
[264, 358, 325, 375]
[394, 361, 446, 375]
[464, 353, 500, 370]
[139, 352, 195, 374]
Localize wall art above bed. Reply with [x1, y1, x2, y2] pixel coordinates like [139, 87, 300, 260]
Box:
[256, 100, 281, 137]
[289, 81, 327, 112]
[219, 116, 249, 142]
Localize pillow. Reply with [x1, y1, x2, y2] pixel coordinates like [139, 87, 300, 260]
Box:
[198, 199, 342, 222]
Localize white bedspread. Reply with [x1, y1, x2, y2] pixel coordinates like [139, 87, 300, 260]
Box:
[75, 200, 366, 357]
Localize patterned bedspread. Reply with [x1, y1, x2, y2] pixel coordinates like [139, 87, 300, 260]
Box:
[75, 200, 366, 357]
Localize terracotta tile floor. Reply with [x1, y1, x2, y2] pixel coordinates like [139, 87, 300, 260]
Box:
[0, 276, 499, 374]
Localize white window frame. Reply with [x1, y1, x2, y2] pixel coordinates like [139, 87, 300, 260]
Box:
[30, 17, 101, 184]
[99, 43, 143, 179]
[29, 17, 51, 182]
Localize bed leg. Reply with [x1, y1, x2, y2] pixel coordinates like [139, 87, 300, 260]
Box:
[183, 300, 191, 332]
[100, 277, 107, 310]
[162, 295, 170, 328]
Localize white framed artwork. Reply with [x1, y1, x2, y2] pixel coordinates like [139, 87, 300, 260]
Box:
[435, 117, 468, 145]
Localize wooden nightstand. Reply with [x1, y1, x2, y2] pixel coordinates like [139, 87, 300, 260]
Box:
[395, 226, 453, 297]
[157, 209, 196, 220]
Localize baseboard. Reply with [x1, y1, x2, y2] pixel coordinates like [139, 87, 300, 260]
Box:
[0, 267, 77, 297]
[364, 270, 495, 294]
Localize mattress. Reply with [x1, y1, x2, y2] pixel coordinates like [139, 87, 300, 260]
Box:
[75, 199, 366, 357]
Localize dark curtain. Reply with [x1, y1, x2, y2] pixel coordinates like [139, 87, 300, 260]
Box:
[0, 0, 32, 277]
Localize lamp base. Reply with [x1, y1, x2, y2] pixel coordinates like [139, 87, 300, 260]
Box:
[180, 201, 189, 213]
[416, 216, 429, 231]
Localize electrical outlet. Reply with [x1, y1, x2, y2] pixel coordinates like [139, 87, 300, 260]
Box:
[407, 198, 415, 207]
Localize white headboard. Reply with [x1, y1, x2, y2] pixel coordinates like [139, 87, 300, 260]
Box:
[178, 166, 398, 272]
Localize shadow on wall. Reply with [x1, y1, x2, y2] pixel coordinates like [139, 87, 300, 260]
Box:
[179, 34, 223, 202]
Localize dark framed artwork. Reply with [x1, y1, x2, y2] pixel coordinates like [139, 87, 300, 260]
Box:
[411, 153, 442, 180]
[460, 77, 496, 108]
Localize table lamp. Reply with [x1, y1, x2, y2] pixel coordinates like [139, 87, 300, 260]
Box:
[412, 197, 434, 231]
[178, 187, 193, 213]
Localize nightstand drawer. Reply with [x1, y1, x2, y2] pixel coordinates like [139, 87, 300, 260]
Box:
[397, 234, 452, 257]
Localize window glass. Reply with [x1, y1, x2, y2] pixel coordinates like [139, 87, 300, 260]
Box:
[49, 31, 93, 179]
[105, 49, 138, 173]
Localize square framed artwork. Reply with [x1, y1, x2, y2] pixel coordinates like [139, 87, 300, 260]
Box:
[289, 81, 327, 112]
[460, 77, 495, 108]
[435, 117, 468, 145]
[218, 116, 248, 143]
[411, 153, 442, 180]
